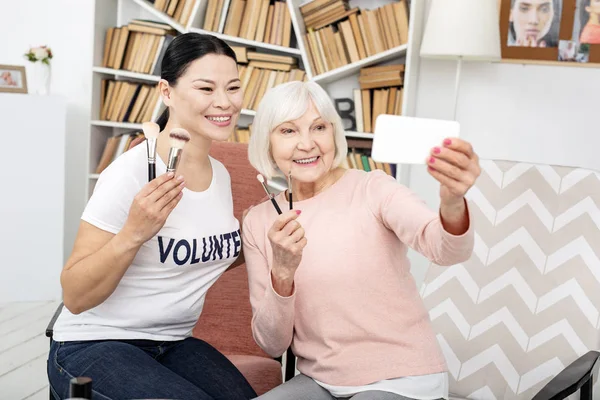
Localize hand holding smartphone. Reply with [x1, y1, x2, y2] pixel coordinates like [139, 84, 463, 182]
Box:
[371, 115, 460, 165]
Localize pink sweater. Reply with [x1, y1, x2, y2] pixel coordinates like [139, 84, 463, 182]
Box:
[242, 169, 474, 386]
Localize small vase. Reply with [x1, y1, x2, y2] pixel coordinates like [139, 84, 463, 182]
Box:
[30, 62, 51, 95]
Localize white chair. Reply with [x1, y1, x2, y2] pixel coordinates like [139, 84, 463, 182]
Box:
[421, 160, 600, 399]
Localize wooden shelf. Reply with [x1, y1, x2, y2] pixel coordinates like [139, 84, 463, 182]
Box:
[92, 67, 160, 82]
[345, 131, 373, 139]
[312, 44, 408, 85]
[131, 0, 187, 33]
[241, 109, 256, 117]
[91, 120, 143, 129]
[188, 27, 302, 56]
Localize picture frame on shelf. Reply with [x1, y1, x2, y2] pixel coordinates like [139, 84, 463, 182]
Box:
[500, 0, 600, 65]
[0, 64, 28, 94]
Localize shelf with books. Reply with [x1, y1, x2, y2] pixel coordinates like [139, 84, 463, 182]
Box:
[312, 44, 407, 85]
[189, 27, 302, 56]
[86, 0, 427, 200]
[130, 0, 193, 33]
[92, 67, 161, 82]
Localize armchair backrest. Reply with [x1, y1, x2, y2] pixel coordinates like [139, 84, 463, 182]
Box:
[421, 160, 600, 399]
[192, 141, 271, 358]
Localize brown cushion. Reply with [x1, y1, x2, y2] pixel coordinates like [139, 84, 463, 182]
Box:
[226, 354, 283, 396]
[193, 142, 272, 358]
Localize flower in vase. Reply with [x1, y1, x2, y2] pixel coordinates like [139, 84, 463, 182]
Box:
[25, 46, 53, 65]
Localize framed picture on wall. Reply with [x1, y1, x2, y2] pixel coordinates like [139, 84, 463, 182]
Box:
[500, 0, 600, 64]
[0, 64, 28, 94]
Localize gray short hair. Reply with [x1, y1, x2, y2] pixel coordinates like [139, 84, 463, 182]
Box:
[248, 81, 348, 179]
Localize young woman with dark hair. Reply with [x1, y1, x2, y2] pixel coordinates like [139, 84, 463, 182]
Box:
[47, 32, 256, 400]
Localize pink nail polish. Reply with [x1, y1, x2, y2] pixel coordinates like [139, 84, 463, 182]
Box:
[295, 210, 301, 215]
[433, 147, 441, 154]
[429, 157, 435, 163]
[444, 139, 452, 145]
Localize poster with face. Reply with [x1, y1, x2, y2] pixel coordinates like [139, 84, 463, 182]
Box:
[573, 0, 600, 43]
[508, 0, 563, 47]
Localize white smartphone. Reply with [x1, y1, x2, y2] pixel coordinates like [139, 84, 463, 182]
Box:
[371, 114, 460, 164]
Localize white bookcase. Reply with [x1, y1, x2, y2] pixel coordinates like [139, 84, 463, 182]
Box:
[88, 0, 427, 196]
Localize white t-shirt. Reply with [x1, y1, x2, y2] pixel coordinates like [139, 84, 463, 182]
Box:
[53, 144, 240, 342]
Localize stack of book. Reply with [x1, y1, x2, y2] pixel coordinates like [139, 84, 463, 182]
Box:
[344, 148, 394, 176]
[343, 138, 394, 175]
[95, 132, 144, 174]
[151, 0, 198, 27]
[301, 0, 409, 75]
[204, 0, 292, 47]
[233, 47, 306, 110]
[102, 19, 176, 75]
[352, 64, 404, 133]
[99, 79, 162, 124]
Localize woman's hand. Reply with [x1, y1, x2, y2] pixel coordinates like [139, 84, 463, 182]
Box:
[122, 172, 185, 245]
[268, 210, 306, 296]
[426, 138, 481, 208]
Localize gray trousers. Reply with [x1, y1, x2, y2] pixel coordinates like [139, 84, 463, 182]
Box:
[253, 374, 427, 400]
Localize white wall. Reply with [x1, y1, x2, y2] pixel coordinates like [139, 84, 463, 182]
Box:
[407, 42, 600, 288]
[0, 94, 66, 302]
[0, 0, 95, 265]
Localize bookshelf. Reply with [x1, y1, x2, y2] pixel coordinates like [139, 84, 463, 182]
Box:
[87, 0, 427, 198]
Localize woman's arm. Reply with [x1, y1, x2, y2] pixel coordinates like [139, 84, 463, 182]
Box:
[61, 222, 144, 314]
[61, 173, 184, 314]
[367, 139, 479, 265]
[242, 210, 302, 358]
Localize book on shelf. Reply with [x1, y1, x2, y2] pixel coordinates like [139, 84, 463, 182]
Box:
[301, 0, 410, 75]
[150, 0, 199, 27]
[342, 138, 394, 176]
[95, 131, 144, 174]
[99, 79, 162, 123]
[102, 19, 176, 75]
[233, 46, 307, 111]
[203, 0, 293, 48]
[352, 64, 404, 133]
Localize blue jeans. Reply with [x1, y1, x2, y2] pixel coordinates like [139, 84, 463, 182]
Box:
[47, 338, 257, 400]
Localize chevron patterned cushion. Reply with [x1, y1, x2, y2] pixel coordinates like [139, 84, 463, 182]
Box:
[420, 160, 600, 400]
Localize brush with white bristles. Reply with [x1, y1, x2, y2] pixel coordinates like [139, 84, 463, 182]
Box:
[166, 128, 191, 174]
[257, 174, 282, 215]
[143, 121, 160, 182]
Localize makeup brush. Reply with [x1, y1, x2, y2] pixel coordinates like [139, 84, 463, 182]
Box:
[142, 122, 160, 182]
[257, 174, 282, 215]
[288, 170, 293, 211]
[166, 128, 190, 174]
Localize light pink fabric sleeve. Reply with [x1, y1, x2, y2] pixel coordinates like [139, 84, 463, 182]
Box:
[365, 170, 474, 266]
[242, 211, 295, 358]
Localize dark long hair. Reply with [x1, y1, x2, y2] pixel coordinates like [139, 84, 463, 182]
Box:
[155, 33, 237, 130]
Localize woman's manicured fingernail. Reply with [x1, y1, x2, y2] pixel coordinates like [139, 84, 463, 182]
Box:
[444, 139, 452, 145]
[433, 147, 441, 154]
[296, 210, 301, 215]
[429, 157, 435, 163]
[177, 175, 184, 181]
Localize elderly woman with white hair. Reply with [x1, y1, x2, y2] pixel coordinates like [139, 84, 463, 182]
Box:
[241, 80, 481, 400]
